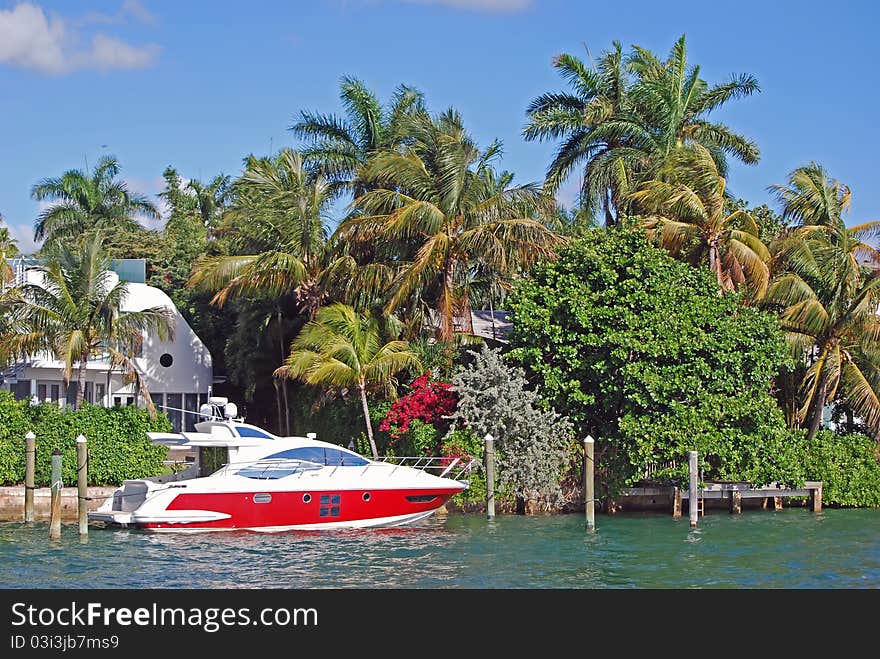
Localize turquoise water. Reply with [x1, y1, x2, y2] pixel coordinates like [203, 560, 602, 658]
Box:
[1, 509, 878, 588]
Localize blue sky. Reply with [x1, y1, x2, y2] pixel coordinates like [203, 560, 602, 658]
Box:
[1, 0, 878, 252]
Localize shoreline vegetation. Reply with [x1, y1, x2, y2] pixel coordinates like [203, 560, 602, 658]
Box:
[1, 35, 879, 512]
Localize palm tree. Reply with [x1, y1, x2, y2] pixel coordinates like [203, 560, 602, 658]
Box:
[189, 149, 333, 314]
[340, 109, 564, 342]
[275, 303, 421, 458]
[524, 35, 760, 224]
[524, 41, 637, 223]
[0, 234, 175, 411]
[629, 145, 770, 296]
[765, 164, 880, 439]
[31, 155, 159, 246]
[291, 76, 424, 197]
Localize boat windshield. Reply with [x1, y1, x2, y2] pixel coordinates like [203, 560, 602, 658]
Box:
[264, 446, 369, 467]
[235, 425, 274, 439]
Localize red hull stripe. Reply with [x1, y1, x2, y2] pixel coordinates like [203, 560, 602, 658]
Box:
[144, 488, 457, 530]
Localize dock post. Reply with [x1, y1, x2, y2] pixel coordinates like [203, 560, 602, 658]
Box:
[672, 486, 682, 518]
[688, 451, 698, 528]
[76, 435, 88, 537]
[773, 496, 783, 511]
[810, 484, 823, 513]
[584, 436, 595, 531]
[24, 431, 36, 522]
[49, 449, 62, 540]
[729, 490, 742, 514]
[484, 434, 495, 519]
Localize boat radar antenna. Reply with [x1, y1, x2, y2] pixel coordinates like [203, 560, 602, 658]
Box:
[158, 397, 244, 423]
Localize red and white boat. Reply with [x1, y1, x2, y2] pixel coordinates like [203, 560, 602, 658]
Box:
[90, 398, 476, 533]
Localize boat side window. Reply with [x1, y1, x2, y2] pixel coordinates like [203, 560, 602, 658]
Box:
[235, 425, 273, 439]
[259, 447, 369, 466]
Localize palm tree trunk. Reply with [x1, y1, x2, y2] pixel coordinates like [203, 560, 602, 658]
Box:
[358, 383, 378, 459]
[708, 240, 723, 289]
[438, 261, 455, 342]
[75, 354, 89, 409]
[805, 369, 829, 442]
[273, 379, 284, 435]
[277, 310, 291, 436]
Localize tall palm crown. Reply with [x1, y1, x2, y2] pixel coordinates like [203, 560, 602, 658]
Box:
[524, 35, 760, 224]
[0, 234, 175, 411]
[188, 148, 333, 313]
[765, 164, 880, 439]
[630, 145, 770, 297]
[0, 220, 19, 286]
[31, 156, 159, 246]
[275, 303, 421, 458]
[339, 109, 564, 342]
[291, 76, 424, 198]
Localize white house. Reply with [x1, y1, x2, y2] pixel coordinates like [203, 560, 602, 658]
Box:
[0, 258, 213, 432]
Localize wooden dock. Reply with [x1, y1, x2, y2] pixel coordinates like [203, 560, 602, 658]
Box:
[619, 481, 823, 516]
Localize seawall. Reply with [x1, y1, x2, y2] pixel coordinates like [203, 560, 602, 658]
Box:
[0, 486, 117, 520]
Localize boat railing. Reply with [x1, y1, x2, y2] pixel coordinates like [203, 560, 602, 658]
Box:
[213, 455, 479, 482]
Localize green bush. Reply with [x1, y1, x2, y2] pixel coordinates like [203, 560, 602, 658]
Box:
[0, 391, 170, 486]
[798, 430, 880, 507]
[507, 227, 795, 496]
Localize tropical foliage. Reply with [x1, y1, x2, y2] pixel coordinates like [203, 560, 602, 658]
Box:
[524, 35, 759, 223]
[31, 155, 159, 247]
[275, 303, 421, 458]
[765, 163, 880, 439]
[340, 109, 564, 341]
[507, 228, 796, 495]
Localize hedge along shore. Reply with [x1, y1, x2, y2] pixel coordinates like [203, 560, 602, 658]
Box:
[0, 485, 116, 520]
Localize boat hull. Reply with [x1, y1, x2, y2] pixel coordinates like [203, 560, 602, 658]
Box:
[92, 486, 459, 533]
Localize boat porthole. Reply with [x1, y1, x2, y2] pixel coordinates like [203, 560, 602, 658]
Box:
[363, 492, 371, 502]
[302, 493, 312, 503]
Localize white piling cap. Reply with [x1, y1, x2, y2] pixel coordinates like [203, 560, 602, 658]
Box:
[76, 434, 87, 444]
[25, 431, 36, 440]
[585, 435, 595, 443]
[484, 433, 494, 442]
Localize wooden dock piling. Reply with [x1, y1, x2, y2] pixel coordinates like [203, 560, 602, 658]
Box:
[584, 436, 595, 531]
[76, 435, 88, 537]
[810, 484, 823, 512]
[774, 496, 783, 511]
[729, 490, 742, 514]
[24, 431, 36, 523]
[484, 434, 495, 519]
[672, 486, 682, 518]
[688, 451, 698, 528]
[49, 449, 62, 540]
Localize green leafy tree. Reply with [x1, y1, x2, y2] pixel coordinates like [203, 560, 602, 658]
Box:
[341, 109, 564, 341]
[0, 217, 19, 285]
[0, 234, 175, 411]
[765, 163, 880, 439]
[630, 145, 770, 297]
[291, 76, 424, 197]
[507, 228, 795, 496]
[448, 344, 573, 511]
[275, 303, 421, 458]
[31, 156, 159, 247]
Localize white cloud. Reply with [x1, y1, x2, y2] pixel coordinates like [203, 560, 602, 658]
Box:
[399, 0, 531, 12]
[120, 0, 157, 25]
[0, 2, 159, 75]
[3, 222, 40, 255]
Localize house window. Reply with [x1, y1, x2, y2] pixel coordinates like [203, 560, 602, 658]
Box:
[96, 383, 106, 407]
[166, 393, 182, 432]
[84, 382, 93, 405]
[185, 393, 198, 432]
[37, 384, 47, 402]
[12, 381, 31, 401]
[113, 397, 122, 407]
[50, 384, 60, 403]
